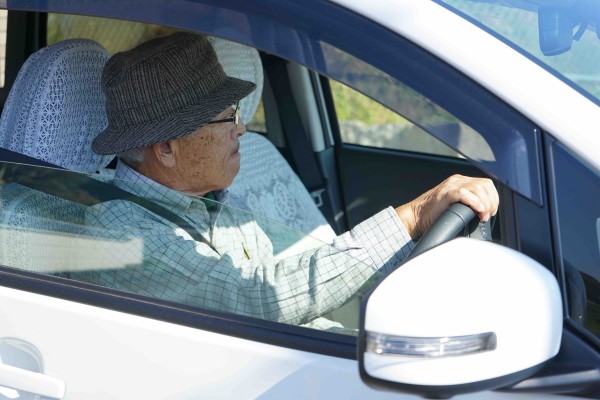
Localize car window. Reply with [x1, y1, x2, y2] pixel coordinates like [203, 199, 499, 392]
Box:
[325, 53, 495, 162]
[330, 79, 462, 157]
[0, 161, 376, 335]
[246, 98, 266, 133]
[553, 142, 600, 338]
[47, 14, 177, 54]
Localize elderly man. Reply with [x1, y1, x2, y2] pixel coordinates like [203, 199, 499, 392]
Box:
[83, 32, 498, 326]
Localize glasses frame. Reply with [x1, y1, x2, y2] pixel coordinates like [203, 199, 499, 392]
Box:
[206, 101, 240, 130]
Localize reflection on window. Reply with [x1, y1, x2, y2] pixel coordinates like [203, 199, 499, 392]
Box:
[553, 143, 600, 336]
[0, 162, 376, 335]
[47, 14, 177, 53]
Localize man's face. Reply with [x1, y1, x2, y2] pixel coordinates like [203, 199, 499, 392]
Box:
[174, 105, 245, 196]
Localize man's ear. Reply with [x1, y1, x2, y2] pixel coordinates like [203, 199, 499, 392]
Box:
[151, 141, 177, 168]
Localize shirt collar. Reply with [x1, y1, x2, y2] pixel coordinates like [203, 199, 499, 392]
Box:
[113, 160, 229, 215]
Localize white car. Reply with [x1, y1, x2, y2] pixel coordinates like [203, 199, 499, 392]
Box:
[0, 0, 598, 398]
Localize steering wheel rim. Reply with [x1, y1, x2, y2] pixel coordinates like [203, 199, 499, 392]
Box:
[406, 203, 491, 261]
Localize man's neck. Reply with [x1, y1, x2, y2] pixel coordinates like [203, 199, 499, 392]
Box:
[117, 159, 228, 202]
[129, 158, 211, 197]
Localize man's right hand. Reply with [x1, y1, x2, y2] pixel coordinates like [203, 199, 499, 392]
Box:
[395, 174, 499, 240]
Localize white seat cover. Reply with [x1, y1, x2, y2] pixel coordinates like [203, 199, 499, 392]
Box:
[0, 38, 113, 172]
[212, 37, 354, 330]
[234, 132, 336, 243]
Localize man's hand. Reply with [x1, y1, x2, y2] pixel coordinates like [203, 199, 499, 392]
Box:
[395, 174, 499, 240]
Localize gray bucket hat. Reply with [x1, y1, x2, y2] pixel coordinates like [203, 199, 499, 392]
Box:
[92, 32, 256, 155]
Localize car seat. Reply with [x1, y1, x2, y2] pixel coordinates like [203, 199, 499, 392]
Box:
[0, 39, 113, 271]
[213, 37, 337, 247]
[0, 39, 113, 172]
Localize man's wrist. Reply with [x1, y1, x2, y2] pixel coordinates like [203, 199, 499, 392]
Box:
[395, 203, 418, 240]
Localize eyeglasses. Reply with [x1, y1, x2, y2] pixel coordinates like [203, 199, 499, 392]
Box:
[206, 101, 240, 130]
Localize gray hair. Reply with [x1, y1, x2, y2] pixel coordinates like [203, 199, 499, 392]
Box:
[118, 147, 146, 166]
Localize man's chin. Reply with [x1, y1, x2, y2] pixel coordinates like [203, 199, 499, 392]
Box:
[224, 165, 241, 189]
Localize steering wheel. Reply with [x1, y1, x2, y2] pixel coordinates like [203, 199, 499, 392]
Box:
[406, 203, 492, 260]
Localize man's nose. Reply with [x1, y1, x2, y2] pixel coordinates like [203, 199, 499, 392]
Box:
[234, 119, 246, 138]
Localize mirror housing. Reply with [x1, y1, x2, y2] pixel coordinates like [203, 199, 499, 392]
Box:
[538, 6, 574, 56]
[359, 238, 562, 398]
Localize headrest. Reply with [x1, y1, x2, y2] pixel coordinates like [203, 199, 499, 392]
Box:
[208, 36, 264, 125]
[0, 39, 114, 172]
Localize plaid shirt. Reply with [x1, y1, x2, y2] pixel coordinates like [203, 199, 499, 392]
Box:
[76, 161, 413, 325]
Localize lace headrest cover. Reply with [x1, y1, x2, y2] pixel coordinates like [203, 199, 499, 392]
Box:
[0, 39, 114, 172]
[209, 36, 264, 125]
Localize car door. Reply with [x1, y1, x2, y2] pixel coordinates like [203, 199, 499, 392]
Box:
[0, 159, 421, 400]
[0, 1, 597, 399]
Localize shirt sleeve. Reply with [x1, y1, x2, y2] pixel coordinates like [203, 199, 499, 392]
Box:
[332, 206, 414, 275]
[80, 201, 413, 326]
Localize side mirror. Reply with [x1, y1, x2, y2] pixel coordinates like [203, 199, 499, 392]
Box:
[359, 238, 562, 398]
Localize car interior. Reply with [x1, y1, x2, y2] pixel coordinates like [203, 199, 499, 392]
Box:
[0, 11, 503, 333]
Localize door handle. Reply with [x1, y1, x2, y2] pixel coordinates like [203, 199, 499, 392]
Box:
[0, 362, 65, 399]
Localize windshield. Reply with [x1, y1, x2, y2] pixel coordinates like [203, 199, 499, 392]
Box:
[438, 0, 600, 106]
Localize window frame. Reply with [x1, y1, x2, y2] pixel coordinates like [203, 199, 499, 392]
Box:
[0, 1, 555, 357]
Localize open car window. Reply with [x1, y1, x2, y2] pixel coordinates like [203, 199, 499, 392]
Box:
[0, 161, 379, 335]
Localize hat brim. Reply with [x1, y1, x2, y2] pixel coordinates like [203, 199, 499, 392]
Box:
[92, 76, 256, 155]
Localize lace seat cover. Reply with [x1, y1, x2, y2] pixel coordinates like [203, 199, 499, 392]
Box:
[212, 37, 337, 245]
[234, 132, 336, 245]
[0, 39, 113, 271]
[0, 39, 113, 172]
